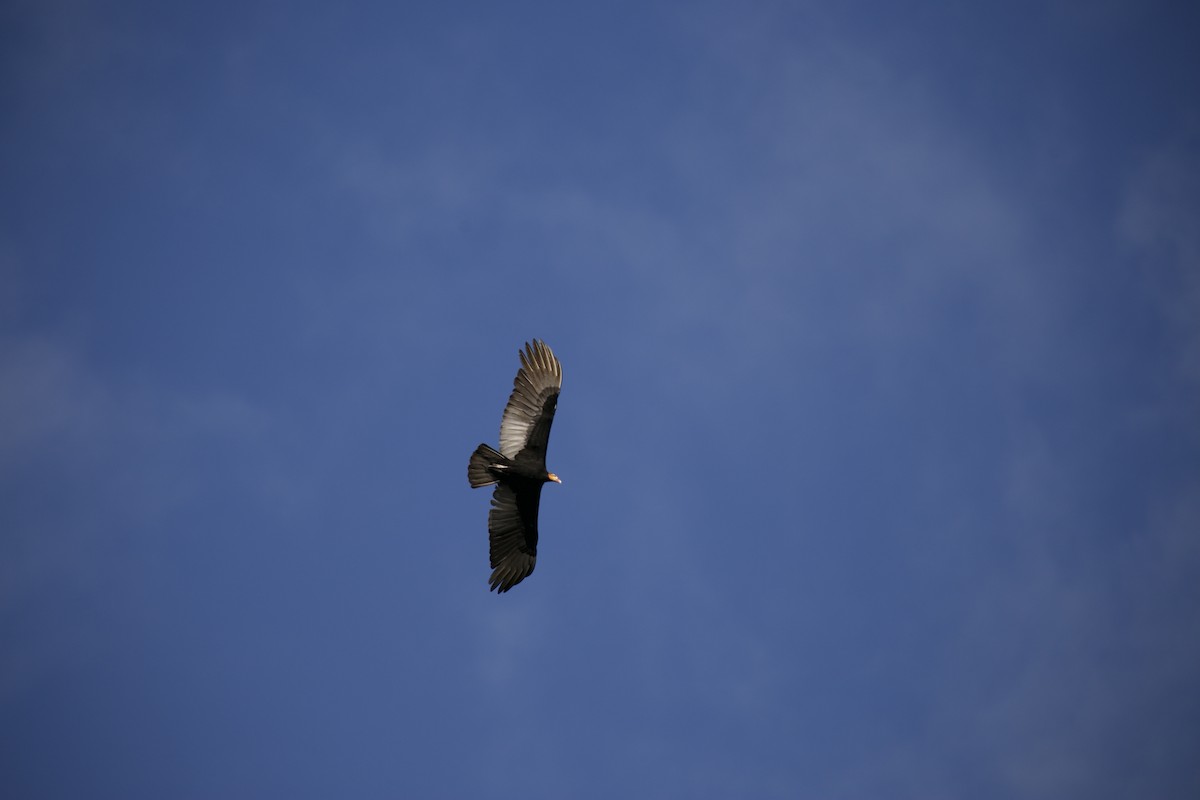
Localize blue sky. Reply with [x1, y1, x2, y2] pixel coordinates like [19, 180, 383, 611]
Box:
[3, 1, 1199, 797]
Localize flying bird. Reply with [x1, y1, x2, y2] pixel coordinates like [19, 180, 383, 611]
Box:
[468, 340, 563, 592]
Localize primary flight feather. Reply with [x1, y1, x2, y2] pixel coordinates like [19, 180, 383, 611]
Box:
[467, 340, 563, 593]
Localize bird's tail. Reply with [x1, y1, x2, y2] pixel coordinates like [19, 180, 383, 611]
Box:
[468, 444, 508, 488]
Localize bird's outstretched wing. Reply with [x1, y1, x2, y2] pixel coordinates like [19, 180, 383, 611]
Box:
[498, 340, 562, 460]
[488, 483, 539, 592]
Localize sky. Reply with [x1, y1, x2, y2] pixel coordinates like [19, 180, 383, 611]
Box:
[2, 1, 1199, 797]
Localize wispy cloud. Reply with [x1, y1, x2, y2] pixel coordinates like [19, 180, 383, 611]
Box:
[0, 333, 285, 699]
[1120, 135, 1200, 391]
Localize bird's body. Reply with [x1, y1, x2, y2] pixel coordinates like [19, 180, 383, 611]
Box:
[468, 340, 563, 592]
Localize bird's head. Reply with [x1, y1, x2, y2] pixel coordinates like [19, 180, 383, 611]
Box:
[546, 472, 561, 484]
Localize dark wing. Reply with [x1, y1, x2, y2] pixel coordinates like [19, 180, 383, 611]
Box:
[498, 340, 563, 460]
[487, 482, 541, 592]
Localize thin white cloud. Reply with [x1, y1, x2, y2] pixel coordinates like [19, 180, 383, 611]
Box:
[0, 336, 104, 461]
[0, 333, 287, 700]
[1120, 137, 1200, 390]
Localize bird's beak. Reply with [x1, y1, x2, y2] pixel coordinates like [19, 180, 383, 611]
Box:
[547, 473, 561, 484]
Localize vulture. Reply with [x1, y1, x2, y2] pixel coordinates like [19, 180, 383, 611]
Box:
[467, 340, 563, 592]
